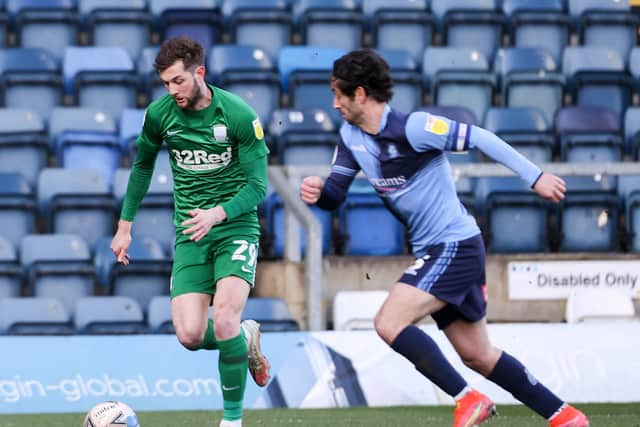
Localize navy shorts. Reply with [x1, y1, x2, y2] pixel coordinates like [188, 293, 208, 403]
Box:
[398, 234, 488, 330]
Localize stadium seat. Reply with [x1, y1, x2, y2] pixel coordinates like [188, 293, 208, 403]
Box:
[79, 0, 152, 62]
[0, 48, 63, 122]
[207, 45, 280, 124]
[147, 295, 174, 334]
[556, 175, 619, 252]
[278, 45, 345, 125]
[333, 290, 388, 331]
[242, 297, 300, 332]
[475, 176, 549, 253]
[502, 0, 569, 65]
[338, 179, 405, 256]
[568, 0, 638, 63]
[565, 288, 636, 323]
[0, 297, 73, 335]
[94, 236, 171, 313]
[484, 107, 554, 164]
[137, 46, 164, 103]
[376, 49, 423, 114]
[0, 172, 36, 248]
[20, 233, 95, 311]
[292, 0, 363, 51]
[554, 106, 623, 163]
[113, 167, 175, 252]
[74, 296, 147, 335]
[624, 106, 640, 160]
[362, 0, 434, 65]
[149, 0, 222, 52]
[222, 0, 292, 61]
[62, 46, 137, 121]
[268, 108, 338, 165]
[0, 237, 22, 299]
[562, 47, 633, 124]
[7, 0, 79, 60]
[0, 108, 48, 188]
[495, 47, 565, 125]
[618, 175, 640, 253]
[37, 168, 115, 250]
[119, 108, 146, 162]
[423, 47, 495, 124]
[420, 105, 479, 164]
[431, 0, 504, 63]
[0, 8, 8, 47]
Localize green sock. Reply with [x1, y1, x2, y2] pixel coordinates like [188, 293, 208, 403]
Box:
[217, 333, 248, 421]
[196, 319, 218, 350]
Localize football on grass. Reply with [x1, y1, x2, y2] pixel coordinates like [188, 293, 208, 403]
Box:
[83, 400, 140, 427]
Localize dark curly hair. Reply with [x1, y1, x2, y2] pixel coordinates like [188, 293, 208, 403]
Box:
[332, 49, 393, 102]
[154, 36, 204, 74]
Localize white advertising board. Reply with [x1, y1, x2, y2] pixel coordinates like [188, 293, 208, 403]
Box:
[508, 260, 640, 300]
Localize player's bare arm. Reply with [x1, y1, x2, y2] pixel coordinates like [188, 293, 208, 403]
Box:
[300, 176, 324, 204]
[111, 219, 133, 265]
[533, 173, 566, 203]
[181, 206, 227, 242]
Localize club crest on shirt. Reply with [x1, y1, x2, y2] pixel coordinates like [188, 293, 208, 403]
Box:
[252, 118, 264, 139]
[424, 115, 449, 135]
[212, 124, 227, 142]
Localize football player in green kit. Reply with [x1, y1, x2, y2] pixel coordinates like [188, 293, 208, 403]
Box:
[110, 36, 271, 427]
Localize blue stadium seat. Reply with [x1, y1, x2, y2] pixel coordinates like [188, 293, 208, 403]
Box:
[292, 0, 363, 51]
[495, 47, 565, 125]
[624, 107, 640, 160]
[49, 106, 120, 185]
[562, 47, 633, 123]
[568, 0, 638, 63]
[147, 295, 174, 334]
[431, 0, 504, 63]
[423, 47, 495, 124]
[419, 105, 479, 164]
[502, 0, 569, 64]
[119, 108, 146, 162]
[63, 46, 137, 121]
[37, 168, 115, 250]
[0, 6, 8, 47]
[207, 45, 280, 124]
[79, 0, 152, 61]
[338, 179, 405, 255]
[7, 0, 79, 60]
[149, 0, 222, 52]
[262, 191, 333, 258]
[617, 175, 640, 253]
[0, 237, 22, 299]
[362, 0, 434, 65]
[20, 233, 95, 311]
[242, 297, 300, 332]
[74, 296, 147, 335]
[0, 48, 63, 122]
[278, 46, 345, 125]
[268, 108, 338, 165]
[475, 176, 549, 252]
[137, 46, 164, 102]
[554, 106, 623, 163]
[0, 108, 48, 188]
[376, 49, 423, 114]
[0, 172, 36, 248]
[222, 0, 292, 61]
[94, 236, 171, 314]
[557, 175, 619, 252]
[484, 107, 554, 164]
[113, 167, 175, 252]
[0, 297, 73, 335]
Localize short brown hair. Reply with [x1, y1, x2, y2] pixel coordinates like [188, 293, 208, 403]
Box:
[332, 49, 393, 102]
[154, 36, 204, 74]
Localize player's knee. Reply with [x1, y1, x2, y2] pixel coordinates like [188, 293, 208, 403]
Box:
[374, 311, 398, 345]
[213, 308, 240, 340]
[175, 324, 206, 350]
[459, 348, 499, 376]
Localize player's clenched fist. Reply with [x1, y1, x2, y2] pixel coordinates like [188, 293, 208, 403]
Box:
[300, 176, 324, 204]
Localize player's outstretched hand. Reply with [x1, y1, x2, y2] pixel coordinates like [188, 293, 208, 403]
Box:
[182, 206, 227, 242]
[111, 222, 132, 265]
[300, 176, 324, 204]
[533, 172, 566, 203]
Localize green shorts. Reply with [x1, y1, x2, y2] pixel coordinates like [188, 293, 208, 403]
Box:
[170, 228, 259, 299]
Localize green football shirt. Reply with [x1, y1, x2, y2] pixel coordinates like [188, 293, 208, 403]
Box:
[121, 85, 269, 234]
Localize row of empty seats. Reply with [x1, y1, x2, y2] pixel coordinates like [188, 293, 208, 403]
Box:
[0, 295, 299, 335]
[0, 0, 635, 66]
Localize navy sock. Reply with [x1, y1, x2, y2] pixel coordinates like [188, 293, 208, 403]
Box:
[488, 351, 564, 418]
[391, 325, 467, 397]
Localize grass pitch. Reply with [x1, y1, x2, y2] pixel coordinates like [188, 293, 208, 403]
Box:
[1, 403, 638, 426]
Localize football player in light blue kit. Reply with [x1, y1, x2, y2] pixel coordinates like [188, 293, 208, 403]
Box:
[300, 49, 589, 427]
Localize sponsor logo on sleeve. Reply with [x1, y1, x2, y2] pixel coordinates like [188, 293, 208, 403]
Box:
[424, 115, 449, 135]
[252, 118, 264, 139]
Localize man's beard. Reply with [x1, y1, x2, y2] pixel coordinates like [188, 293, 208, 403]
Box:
[181, 83, 202, 110]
